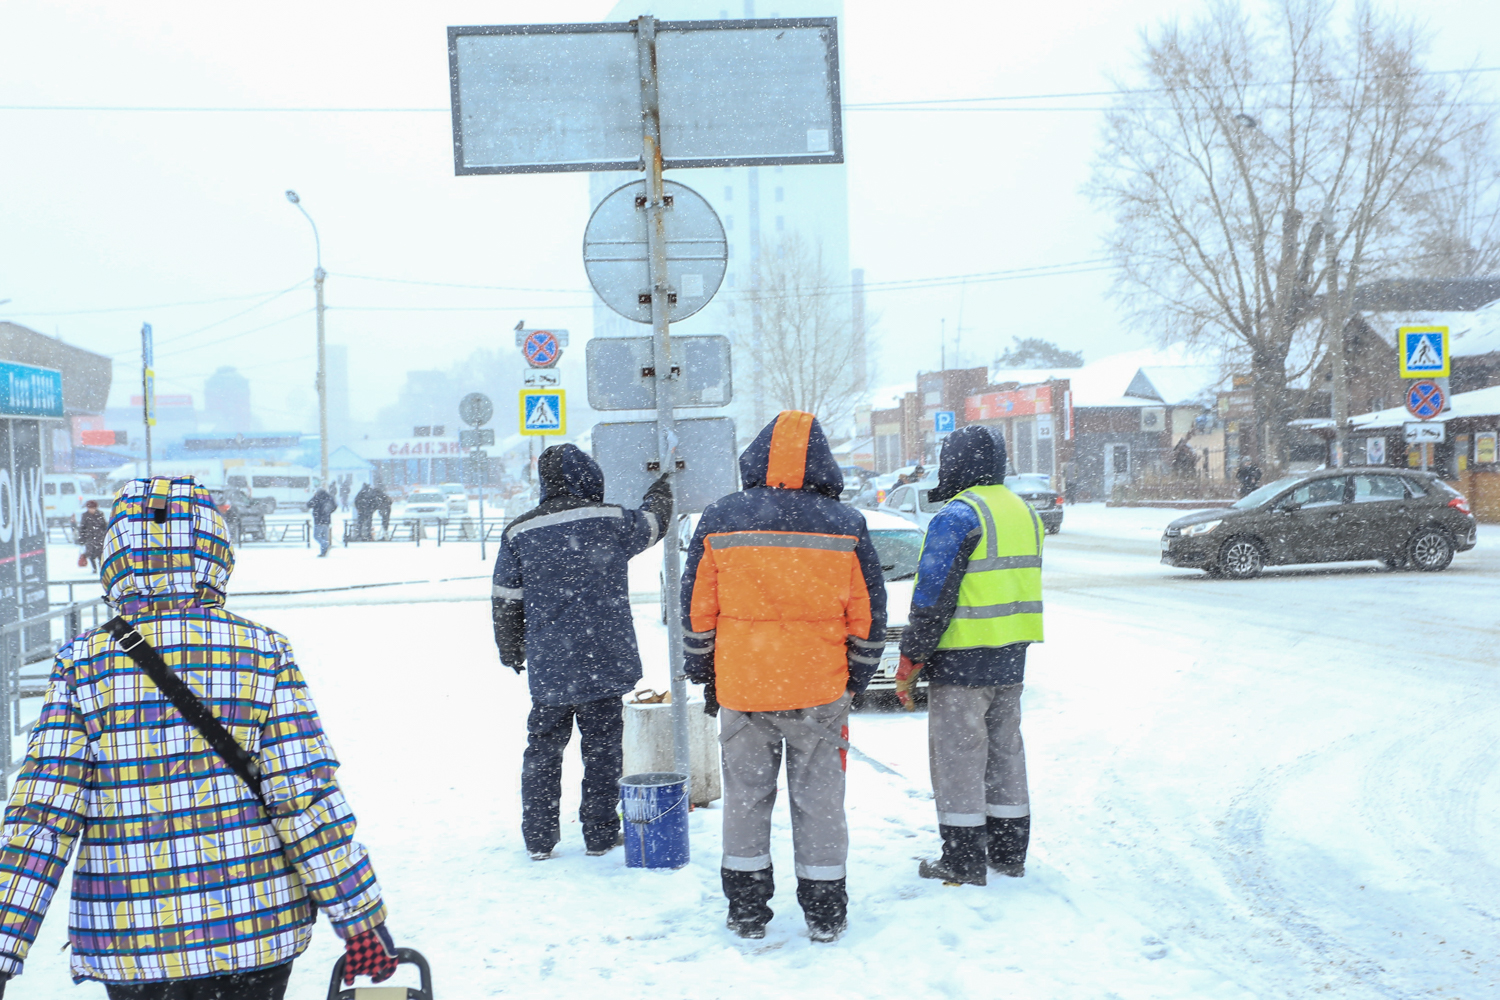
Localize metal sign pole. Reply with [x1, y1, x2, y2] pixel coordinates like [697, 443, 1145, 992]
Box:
[638, 15, 691, 780]
[477, 448, 487, 561]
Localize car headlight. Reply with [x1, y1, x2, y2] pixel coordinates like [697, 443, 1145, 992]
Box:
[1180, 519, 1222, 537]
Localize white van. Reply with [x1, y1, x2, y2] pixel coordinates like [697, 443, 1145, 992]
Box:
[43, 475, 109, 527]
[223, 466, 317, 513]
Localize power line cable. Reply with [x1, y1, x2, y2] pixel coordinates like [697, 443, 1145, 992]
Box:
[4, 64, 1495, 116]
[331, 272, 592, 294]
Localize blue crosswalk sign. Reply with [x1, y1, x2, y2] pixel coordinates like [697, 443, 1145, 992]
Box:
[1398, 326, 1449, 378]
[519, 389, 566, 436]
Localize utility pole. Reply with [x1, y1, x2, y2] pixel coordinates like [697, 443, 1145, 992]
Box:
[286, 190, 330, 486]
[1324, 214, 1349, 467]
[141, 323, 154, 476]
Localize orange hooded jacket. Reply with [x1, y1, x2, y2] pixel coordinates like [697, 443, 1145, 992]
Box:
[680, 411, 888, 712]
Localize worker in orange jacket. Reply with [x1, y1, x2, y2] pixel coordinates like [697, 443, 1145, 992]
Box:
[681, 411, 887, 942]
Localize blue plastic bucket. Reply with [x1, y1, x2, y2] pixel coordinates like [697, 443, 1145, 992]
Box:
[620, 771, 690, 869]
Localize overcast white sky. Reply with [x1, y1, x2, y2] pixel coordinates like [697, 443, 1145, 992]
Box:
[2, 0, 1499, 429]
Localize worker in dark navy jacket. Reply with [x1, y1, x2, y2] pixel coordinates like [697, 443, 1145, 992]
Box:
[492, 444, 672, 860]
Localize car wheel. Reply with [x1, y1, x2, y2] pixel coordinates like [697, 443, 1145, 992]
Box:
[1407, 528, 1454, 572]
[1045, 524, 1061, 535]
[1217, 537, 1265, 580]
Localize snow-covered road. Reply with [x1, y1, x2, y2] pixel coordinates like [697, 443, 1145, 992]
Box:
[20, 506, 1500, 998]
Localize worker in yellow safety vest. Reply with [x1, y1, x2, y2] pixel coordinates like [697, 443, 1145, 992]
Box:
[896, 425, 1043, 885]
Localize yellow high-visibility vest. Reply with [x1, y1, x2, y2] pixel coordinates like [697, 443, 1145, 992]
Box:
[936, 484, 1044, 650]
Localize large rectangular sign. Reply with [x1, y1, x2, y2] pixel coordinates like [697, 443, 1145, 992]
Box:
[0, 362, 63, 419]
[448, 18, 843, 175]
[593, 417, 737, 515]
[585, 335, 732, 411]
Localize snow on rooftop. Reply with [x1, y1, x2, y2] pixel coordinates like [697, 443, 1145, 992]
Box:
[1127, 365, 1226, 406]
[1363, 299, 1500, 358]
[990, 346, 1216, 408]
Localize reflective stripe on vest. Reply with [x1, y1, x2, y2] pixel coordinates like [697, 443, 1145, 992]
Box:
[937, 484, 1044, 650]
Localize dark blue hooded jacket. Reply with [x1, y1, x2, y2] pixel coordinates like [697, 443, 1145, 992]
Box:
[899, 425, 1031, 686]
[492, 444, 673, 706]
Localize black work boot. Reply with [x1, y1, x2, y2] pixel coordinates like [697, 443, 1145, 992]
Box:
[987, 815, 1030, 877]
[722, 867, 775, 939]
[796, 877, 848, 943]
[918, 825, 988, 886]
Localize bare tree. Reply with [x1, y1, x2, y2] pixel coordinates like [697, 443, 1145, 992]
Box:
[1405, 125, 1500, 278]
[743, 233, 864, 430]
[1090, 0, 1487, 466]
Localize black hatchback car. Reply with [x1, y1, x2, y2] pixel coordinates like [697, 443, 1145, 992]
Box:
[1161, 468, 1477, 579]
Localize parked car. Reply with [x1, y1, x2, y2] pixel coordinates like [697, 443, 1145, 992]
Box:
[436, 482, 470, 518]
[400, 490, 451, 523]
[879, 476, 942, 530]
[659, 508, 926, 707]
[1161, 468, 1477, 579]
[1005, 473, 1065, 534]
[857, 508, 925, 707]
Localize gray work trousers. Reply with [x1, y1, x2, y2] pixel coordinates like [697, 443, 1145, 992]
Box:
[928, 683, 1029, 827]
[719, 692, 851, 880]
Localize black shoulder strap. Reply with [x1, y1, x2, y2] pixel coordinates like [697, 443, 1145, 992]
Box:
[103, 616, 266, 804]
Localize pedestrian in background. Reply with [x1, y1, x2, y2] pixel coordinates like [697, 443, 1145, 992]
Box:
[353, 483, 375, 541]
[896, 425, 1042, 886]
[0, 478, 399, 998]
[339, 478, 351, 513]
[682, 411, 887, 942]
[492, 444, 672, 860]
[1236, 456, 1262, 497]
[309, 485, 337, 557]
[78, 499, 107, 571]
[374, 485, 393, 535]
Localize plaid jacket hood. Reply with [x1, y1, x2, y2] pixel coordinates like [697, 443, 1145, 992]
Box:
[0, 477, 386, 984]
[101, 477, 234, 610]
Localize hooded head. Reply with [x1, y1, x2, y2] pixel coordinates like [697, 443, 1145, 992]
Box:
[100, 477, 234, 611]
[538, 443, 605, 503]
[928, 425, 1008, 504]
[739, 411, 844, 498]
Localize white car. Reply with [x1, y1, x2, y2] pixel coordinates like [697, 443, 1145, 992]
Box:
[400, 490, 450, 523]
[436, 482, 470, 518]
[660, 507, 926, 707]
[879, 476, 943, 531]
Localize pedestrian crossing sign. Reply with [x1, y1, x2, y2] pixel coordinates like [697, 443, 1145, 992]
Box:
[1397, 326, 1449, 378]
[519, 389, 566, 436]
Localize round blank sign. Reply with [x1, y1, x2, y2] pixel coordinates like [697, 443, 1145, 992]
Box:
[582, 179, 728, 325]
[459, 392, 493, 428]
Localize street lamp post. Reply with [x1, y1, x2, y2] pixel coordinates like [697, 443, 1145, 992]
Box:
[285, 190, 329, 486]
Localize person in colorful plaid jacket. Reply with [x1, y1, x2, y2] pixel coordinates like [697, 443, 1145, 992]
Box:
[0, 478, 398, 999]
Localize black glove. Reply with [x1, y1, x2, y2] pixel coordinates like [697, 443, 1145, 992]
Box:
[702, 677, 719, 717]
[508, 661, 525, 675]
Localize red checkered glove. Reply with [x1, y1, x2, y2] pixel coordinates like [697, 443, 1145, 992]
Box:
[895, 656, 923, 711]
[343, 924, 398, 985]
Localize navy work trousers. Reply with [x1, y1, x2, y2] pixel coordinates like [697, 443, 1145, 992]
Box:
[522, 695, 624, 853]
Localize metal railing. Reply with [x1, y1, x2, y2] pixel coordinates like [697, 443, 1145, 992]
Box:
[1, 595, 110, 782]
[342, 518, 505, 547]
